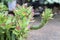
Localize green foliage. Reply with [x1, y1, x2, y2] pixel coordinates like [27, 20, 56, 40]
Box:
[0, 4, 33, 40]
[13, 5, 33, 40]
[42, 8, 53, 20]
[1, 0, 13, 2]
[45, 0, 60, 4]
[5, 0, 13, 2]
[0, 12, 16, 40]
[0, 3, 8, 11]
[40, 8, 53, 27]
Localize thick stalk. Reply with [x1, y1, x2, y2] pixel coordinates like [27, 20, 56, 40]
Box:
[6, 30, 11, 40]
[11, 32, 15, 40]
[1, 34, 4, 40]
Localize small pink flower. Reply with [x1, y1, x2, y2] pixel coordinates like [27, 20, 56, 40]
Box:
[27, 25, 31, 29]
[32, 9, 35, 13]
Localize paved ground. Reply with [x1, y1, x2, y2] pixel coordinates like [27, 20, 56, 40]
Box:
[27, 14, 60, 40]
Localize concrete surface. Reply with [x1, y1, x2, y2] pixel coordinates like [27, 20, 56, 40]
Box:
[27, 14, 60, 40]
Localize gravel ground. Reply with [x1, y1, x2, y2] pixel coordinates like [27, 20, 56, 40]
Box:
[27, 14, 60, 40]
